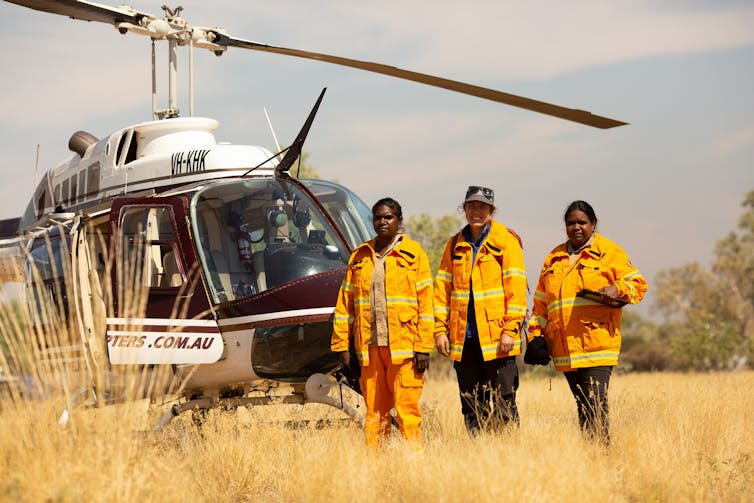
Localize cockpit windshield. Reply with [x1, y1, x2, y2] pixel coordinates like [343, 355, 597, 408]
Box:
[191, 178, 373, 304]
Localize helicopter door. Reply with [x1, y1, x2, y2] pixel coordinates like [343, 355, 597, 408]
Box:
[71, 218, 108, 373]
[107, 196, 221, 365]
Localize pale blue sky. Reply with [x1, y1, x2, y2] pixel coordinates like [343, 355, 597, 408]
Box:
[1, 0, 753, 318]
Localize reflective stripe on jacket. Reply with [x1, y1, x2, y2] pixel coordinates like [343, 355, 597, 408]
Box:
[433, 221, 528, 362]
[527, 232, 648, 371]
[331, 236, 434, 365]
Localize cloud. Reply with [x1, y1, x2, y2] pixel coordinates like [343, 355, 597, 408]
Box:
[0, 22, 151, 127]
[236, 0, 754, 80]
[708, 125, 754, 157]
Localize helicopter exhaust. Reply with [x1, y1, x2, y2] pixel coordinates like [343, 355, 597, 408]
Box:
[68, 130, 98, 157]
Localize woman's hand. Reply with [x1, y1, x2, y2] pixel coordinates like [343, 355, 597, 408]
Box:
[413, 352, 430, 373]
[498, 333, 515, 353]
[435, 333, 450, 357]
[598, 284, 619, 299]
[338, 351, 352, 369]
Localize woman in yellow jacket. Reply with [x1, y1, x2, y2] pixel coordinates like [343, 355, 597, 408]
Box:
[434, 186, 528, 434]
[331, 198, 434, 451]
[527, 200, 647, 444]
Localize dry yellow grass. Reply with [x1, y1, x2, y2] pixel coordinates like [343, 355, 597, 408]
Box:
[1, 368, 752, 502]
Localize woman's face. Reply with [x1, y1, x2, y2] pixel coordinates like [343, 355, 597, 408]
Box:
[565, 209, 596, 249]
[373, 204, 401, 241]
[464, 201, 493, 232]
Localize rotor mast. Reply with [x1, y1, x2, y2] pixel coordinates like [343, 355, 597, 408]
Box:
[116, 5, 227, 120]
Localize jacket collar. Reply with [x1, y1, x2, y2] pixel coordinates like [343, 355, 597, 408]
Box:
[553, 232, 604, 259]
[457, 220, 507, 253]
[355, 232, 418, 258]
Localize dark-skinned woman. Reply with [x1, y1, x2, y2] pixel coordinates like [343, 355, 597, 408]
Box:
[527, 200, 648, 445]
[331, 198, 434, 451]
[434, 186, 528, 435]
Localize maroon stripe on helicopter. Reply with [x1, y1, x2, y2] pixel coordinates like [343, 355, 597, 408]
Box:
[106, 323, 219, 333]
[219, 312, 332, 332]
[217, 269, 344, 319]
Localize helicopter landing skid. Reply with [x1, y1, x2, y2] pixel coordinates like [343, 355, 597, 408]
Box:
[151, 373, 364, 431]
[304, 373, 363, 426]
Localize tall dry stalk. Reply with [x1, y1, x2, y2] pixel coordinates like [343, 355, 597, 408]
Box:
[0, 222, 187, 423]
[1, 227, 752, 502]
[1, 367, 753, 501]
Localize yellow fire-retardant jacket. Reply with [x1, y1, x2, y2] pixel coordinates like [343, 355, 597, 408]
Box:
[331, 235, 434, 366]
[527, 232, 648, 372]
[433, 221, 528, 362]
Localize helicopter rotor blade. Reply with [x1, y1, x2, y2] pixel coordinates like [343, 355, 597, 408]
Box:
[4, 0, 628, 129]
[214, 34, 628, 129]
[4, 0, 143, 24]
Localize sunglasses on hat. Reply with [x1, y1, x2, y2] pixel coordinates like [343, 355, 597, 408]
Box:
[465, 186, 494, 203]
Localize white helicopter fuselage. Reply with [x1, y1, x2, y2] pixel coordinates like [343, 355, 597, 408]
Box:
[0, 114, 373, 414]
[36, 117, 277, 221]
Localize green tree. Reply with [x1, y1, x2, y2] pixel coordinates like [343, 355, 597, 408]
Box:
[653, 189, 754, 370]
[404, 213, 461, 275]
[612, 310, 669, 372]
[713, 190, 754, 332]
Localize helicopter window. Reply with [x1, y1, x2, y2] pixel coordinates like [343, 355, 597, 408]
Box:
[78, 172, 87, 203]
[24, 227, 71, 329]
[115, 133, 127, 165]
[61, 179, 70, 206]
[70, 175, 78, 205]
[299, 179, 374, 248]
[118, 206, 184, 293]
[125, 136, 137, 165]
[36, 189, 47, 216]
[84, 218, 110, 294]
[87, 162, 100, 197]
[191, 179, 356, 304]
[115, 130, 138, 167]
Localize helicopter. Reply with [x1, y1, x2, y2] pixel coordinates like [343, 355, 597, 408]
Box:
[0, 0, 627, 428]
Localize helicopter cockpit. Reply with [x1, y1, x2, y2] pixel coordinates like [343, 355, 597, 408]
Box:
[192, 178, 373, 304]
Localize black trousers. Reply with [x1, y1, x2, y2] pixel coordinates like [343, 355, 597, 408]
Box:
[454, 338, 519, 434]
[564, 366, 612, 444]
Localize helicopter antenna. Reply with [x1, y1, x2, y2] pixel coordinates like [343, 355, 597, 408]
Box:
[264, 107, 282, 155]
[32, 144, 40, 197]
[275, 88, 327, 177]
[189, 36, 194, 116]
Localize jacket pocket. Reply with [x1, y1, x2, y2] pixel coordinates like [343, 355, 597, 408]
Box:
[543, 266, 562, 294]
[351, 262, 369, 295]
[485, 303, 505, 323]
[395, 256, 418, 293]
[478, 253, 502, 288]
[400, 367, 424, 388]
[579, 312, 615, 351]
[485, 304, 506, 339]
[398, 308, 418, 337]
[578, 258, 609, 290]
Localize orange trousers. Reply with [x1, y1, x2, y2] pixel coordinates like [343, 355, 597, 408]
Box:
[359, 346, 424, 451]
